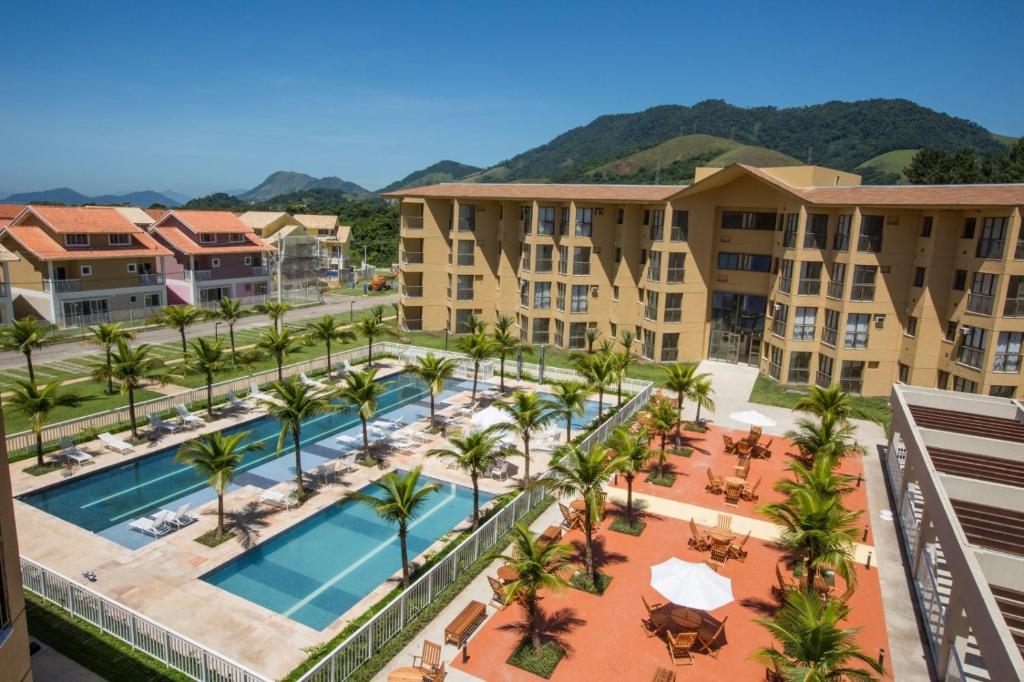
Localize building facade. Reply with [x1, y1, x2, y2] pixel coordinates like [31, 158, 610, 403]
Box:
[388, 164, 1024, 397]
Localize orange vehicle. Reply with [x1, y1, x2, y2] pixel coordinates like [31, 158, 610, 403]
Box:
[368, 274, 391, 291]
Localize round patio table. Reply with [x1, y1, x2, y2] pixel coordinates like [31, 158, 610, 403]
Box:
[570, 499, 587, 512]
[651, 605, 702, 632]
[708, 528, 735, 543]
[725, 476, 745, 487]
[387, 666, 425, 682]
[497, 565, 520, 582]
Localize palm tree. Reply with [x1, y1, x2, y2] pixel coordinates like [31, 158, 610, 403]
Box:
[761, 488, 861, 593]
[405, 353, 457, 421]
[108, 340, 164, 439]
[85, 322, 134, 394]
[303, 314, 356, 374]
[427, 427, 504, 528]
[6, 380, 82, 466]
[181, 337, 228, 417]
[690, 376, 716, 425]
[605, 424, 650, 522]
[786, 414, 862, 463]
[255, 326, 302, 381]
[547, 381, 591, 444]
[663, 364, 707, 433]
[755, 590, 884, 681]
[491, 314, 527, 392]
[176, 432, 261, 536]
[456, 331, 496, 400]
[215, 297, 244, 362]
[794, 385, 871, 424]
[571, 352, 615, 416]
[353, 307, 397, 365]
[775, 457, 859, 503]
[613, 330, 636, 407]
[644, 394, 679, 466]
[335, 368, 385, 461]
[546, 444, 626, 584]
[260, 378, 338, 495]
[150, 305, 206, 360]
[345, 465, 440, 587]
[583, 327, 601, 353]
[499, 523, 574, 652]
[254, 300, 291, 331]
[497, 391, 554, 488]
[0, 317, 54, 382]
[462, 312, 487, 334]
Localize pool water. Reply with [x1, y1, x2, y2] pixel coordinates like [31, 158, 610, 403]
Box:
[202, 471, 489, 630]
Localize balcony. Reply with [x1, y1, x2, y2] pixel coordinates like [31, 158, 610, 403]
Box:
[185, 270, 212, 282]
[1004, 297, 1024, 317]
[956, 346, 985, 370]
[966, 292, 995, 316]
[535, 259, 553, 273]
[401, 285, 423, 298]
[0, 282, 8, 297]
[976, 239, 1005, 260]
[249, 266, 269, 277]
[401, 216, 424, 230]
[798, 280, 821, 296]
[43, 278, 81, 293]
[401, 250, 424, 265]
[857, 235, 882, 252]
[850, 284, 875, 301]
[138, 273, 165, 286]
[670, 227, 688, 241]
[1016, 241, 1024, 260]
[826, 282, 844, 299]
[771, 318, 786, 337]
[993, 352, 1022, 373]
[822, 328, 838, 347]
[804, 233, 828, 249]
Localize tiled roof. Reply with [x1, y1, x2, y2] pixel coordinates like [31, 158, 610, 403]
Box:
[22, 205, 142, 233]
[0, 204, 24, 219]
[1, 225, 171, 261]
[800, 183, 1024, 207]
[238, 211, 291, 229]
[164, 210, 252, 233]
[111, 206, 157, 225]
[152, 226, 275, 255]
[294, 213, 339, 231]
[382, 183, 687, 202]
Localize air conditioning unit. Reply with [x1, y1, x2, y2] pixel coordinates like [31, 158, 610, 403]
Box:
[958, 326, 969, 336]
[874, 315, 885, 328]
[594, 208, 604, 215]
[590, 286, 599, 297]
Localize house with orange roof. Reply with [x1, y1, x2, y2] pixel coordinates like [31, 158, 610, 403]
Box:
[148, 210, 275, 305]
[0, 205, 171, 326]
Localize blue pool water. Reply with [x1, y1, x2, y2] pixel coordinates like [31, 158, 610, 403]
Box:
[19, 373, 466, 548]
[202, 471, 490, 630]
[552, 398, 603, 432]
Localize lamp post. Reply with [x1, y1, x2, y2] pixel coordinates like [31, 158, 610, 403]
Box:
[539, 344, 547, 383]
[350, 300, 354, 323]
[214, 322, 221, 340]
[444, 327, 449, 351]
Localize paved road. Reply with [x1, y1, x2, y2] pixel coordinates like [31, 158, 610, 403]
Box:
[0, 293, 399, 370]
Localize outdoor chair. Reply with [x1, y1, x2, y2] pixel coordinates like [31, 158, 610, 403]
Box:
[705, 469, 724, 495]
[424, 662, 446, 682]
[735, 459, 751, 480]
[226, 391, 253, 411]
[694, 616, 728, 659]
[146, 413, 182, 434]
[703, 559, 720, 572]
[411, 640, 441, 675]
[98, 432, 132, 454]
[722, 435, 738, 455]
[129, 509, 173, 537]
[774, 564, 800, 597]
[175, 405, 205, 428]
[489, 460, 512, 480]
[487, 576, 511, 609]
[688, 518, 711, 551]
[742, 478, 761, 502]
[709, 539, 731, 567]
[729, 531, 752, 562]
[559, 502, 584, 531]
[715, 514, 733, 533]
[735, 440, 752, 457]
[59, 438, 95, 465]
[299, 372, 327, 389]
[258, 490, 297, 510]
[747, 426, 762, 444]
[723, 481, 743, 507]
[653, 667, 676, 682]
[666, 630, 698, 666]
[163, 504, 195, 529]
[640, 598, 662, 638]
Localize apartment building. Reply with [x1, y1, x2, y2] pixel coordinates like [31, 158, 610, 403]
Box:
[150, 210, 274, 305]
[388, 163, 1024, 397]
[0, 206, 170, 326]
[0, 420, 32, 682]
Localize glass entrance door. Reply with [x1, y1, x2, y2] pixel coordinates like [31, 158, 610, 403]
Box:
[709, 330, 760, 365]
[709, 291, 767, 365]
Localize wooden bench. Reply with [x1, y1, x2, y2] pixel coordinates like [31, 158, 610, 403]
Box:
[444, 600, 487, 647]
[653, 667, 676, 682]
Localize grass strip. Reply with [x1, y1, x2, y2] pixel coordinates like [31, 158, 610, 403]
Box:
[506, 641, 566, 679]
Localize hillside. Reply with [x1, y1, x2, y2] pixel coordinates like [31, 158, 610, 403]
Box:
[3, 187, 182, 206]
[238, 171, 370, 202]
[378, 160, 482, 193]
[856, 149, 918, 184]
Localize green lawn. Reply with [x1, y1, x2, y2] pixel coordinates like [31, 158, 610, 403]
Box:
[748, 375, 891, 424]
[3, 381, 162, 434]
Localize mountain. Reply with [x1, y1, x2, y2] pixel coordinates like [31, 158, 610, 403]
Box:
[449, 99, 1008, 186]
[5, 187, 92, 204]
[378, 160, 483, 193]
[237, 171, 370, 202]
[91, 190, 184, 207]
[160, 189, 192, 205]
[2, 187, 183, 206]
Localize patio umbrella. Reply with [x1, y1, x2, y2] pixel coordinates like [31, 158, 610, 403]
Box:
[470, 405, 513, 431]
[650, 558, 734, 611]
[728, 410, 776, 428]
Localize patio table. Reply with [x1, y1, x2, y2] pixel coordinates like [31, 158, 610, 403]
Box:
[708, 529, 735, 544]
[387, 667, 427, 682]
[725, 476, 746, 487]
[651, 605, 702, 632]
[497, 565, 520, 582]
[570, 498, 587, 513]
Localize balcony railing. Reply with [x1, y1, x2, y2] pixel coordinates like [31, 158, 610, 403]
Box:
[833, 233, 850, 251]
[666, 267, 684, 283]
[1004, 297, 1024, 317]
[827, 282, 844, 299]
[792, 325, 815, 342]
[850, 284, 875, 301]
[857, 235, 882, 252]
[771, 319, 786, 337]
[43, 279, 81, 293]
[401, 216, 424, 230]
[956, 346, 985, 370]
[401, 285, 423, 298]
[993, 353, 1022, 373]
[186, 270, 212, 282]
[966, 292, 995, 316]
[844, 332, 869, 349]
[976, 239, 1005, 260]
[670, 227, 688, 241]
[1016, 241, 1024, 260]
[0, 282, 8, 297]
[401, 250, 424, 264]
[798, 280, 821, 296]
[804, 233, 828, 249]
[535, 259, 553, 273]
[138, 273, 164, 286]
[822, 327, 838, 347]
[573, 262, 590, 276]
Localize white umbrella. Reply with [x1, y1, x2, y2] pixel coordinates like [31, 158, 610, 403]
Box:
[728, 410, 776, 428]
[470, 405, 513, 430]
[650, 558, 734, 611]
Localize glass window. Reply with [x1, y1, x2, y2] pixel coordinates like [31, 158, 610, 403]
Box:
[921, 217, 933, 237]
[644, 290, 659, 321]
[108, 233, 131, 246]
[558, 245, 568, 275]
[798, 261, 822, 296]
[660, 333, 679, 362]
[952, 375, 978, 394]
[804, 214, 828, 248]
[844, 313, 870, 349]
[913, 267, 925, 287]
[568, 322, 588, 349]
[65, 233, 90, 247]
[538, 206, 555, 235]
[721, 211, 777, 230]
[833, 215, 852, 250]
[957, 326, 988, 369]
[906, 316, 918, 337]
[647, 250, 662, 282]
[994, 331, 1023, 373]
[560, 207, 570, 235]
[533, 282, 551, 309]
[778, 259, 793, 294]
[571, 284, 589, 313]
[520, 205, 532, 234]
[953, 269, 967, 290]
[457, 240, 474, 267]
[573, 247, 591, 275]
[650, 210, 664, 241]
[962, 217, 976, 239]
[990, 385, 1016, 398]
[616, 208, 624, 224]
[554, 319, 565, 346]
[641, 329, 656, 359]
[520, 243, 531, 271]
[771, 302, 788, 337]
[767, 345, 783, 380]
[555, 282, 566, 311]
[851, 266, 877, 301]
[575, 207, 593, 237]
[671, 210, 688, 241]
[532, 318, 550, 345]
[858, 215, 884, 252]
[535, 244, 553, 273]
[793, 307, 816, 341]
[664, 293, 683, 322]
[827, 262, 846, 299]
[788, 351, 812, 383]
[458, 204, 476, 231]
[667, 253, 685, 282]
[456, 274, 473, 300]
[816, 354, 834, 387]
[840, 361, 865, 393]
[717, 252, 771, 272]
[782, 214, 798, 247]
[976, 217, 1008, 259]
[967, 272, 998, 315]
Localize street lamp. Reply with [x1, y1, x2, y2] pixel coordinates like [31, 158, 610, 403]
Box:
[444, 327, 449, 351]
[350, 300, 355, 322]
[539, 344, 547, 382]
[214, 322, 221, 340]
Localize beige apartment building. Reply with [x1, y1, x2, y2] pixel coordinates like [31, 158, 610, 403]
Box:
[387, 163, 1024, 397]
[0, 420, 32, 681]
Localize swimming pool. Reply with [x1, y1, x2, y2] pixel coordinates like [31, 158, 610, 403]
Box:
[19, 373, 464, 547]
[202, 471, 489, 630]
[553, 398, 603, 433]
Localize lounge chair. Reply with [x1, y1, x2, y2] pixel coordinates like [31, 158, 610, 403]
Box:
[411, 431, 433, 444]
[248, 381, 275, 403]
[487, 575, 511, 609]
[488, 460, 512, 481]
[164, 504, 195, 528]
[411, 640, 442, 675]
[705, 469, 724, 495]
[735, 458, 751, 480]
[129, 510, 173, 537]
[299, 372, 327, 389]
[558, 502, 584, 531]
[98, 432, 133, 454]
[653, 667, 676, 682]
[424, 662, 446, 682]
[742, 478, 761, 502]
[146, 413, 182, 434]
[259, 490, 296, 510]
[730, 530, 752, 562]
[694, 616, 728, 658]
[226, 391, 253, 411]
[715, 514, 733, 533]
[666, 630, 698, 666]
[722, 435, 738, 455]
[59, 438, 95, 465]
[175, 405, 206, 429]
[688, 517, 711, 551]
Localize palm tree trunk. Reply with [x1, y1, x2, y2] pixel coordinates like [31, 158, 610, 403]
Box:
[626, 474, 634, 521]
[35, 431, 43, 467]
[696, 402, 702, 424]
[25, 351, 34, 383]
[179, 328, 187, 359]
[325, 339, 332, 376]
[565, 414, 572, 444]
[676, 394, 684, 443]
[361, 415, 370, 462]
[293, 429, 304, 494]
[368, 335, 374, 365]
[429, 393, 435, 420]
[276, 353, 283, 382]
[105, 349, 114, 395]
[499, 353, 506, 392]
[527, 594, 542, 652]
[128, 387, 138, 439]
[598, 386, 604, 416]
[660, 433, 667, 465]
[471, 473, 480, 529]
[617, 375, 623, 407]
[217, 492, 225, 534]
[205, 374, 213, 417]
[584, 513, 596, 582]
[229, 324, 237, 363]
[471, 362, 479, 399]
[805, 557, 816, 594]
[399, 524, 410, 587]
[522, 436, 531, 489]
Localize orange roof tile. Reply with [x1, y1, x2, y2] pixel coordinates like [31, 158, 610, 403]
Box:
[152, 226, 274, 255]
[164, 210, 253, 233]
[0, 204, 25, 219]
[800, 183, 1024, 207]
[382, 182, 686, 203]
[24, 205, 143, 233]
[1, 225, 171, 261]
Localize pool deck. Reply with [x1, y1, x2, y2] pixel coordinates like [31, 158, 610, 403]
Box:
[10, 361, 587, 679]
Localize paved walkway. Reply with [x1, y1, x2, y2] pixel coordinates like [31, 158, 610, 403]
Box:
[28, 639, 107, 681]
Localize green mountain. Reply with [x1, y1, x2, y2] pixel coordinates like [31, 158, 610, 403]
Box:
[378, 160, 482, 193]
[4, 187, 183, 206]
[238, 171, 369, 202]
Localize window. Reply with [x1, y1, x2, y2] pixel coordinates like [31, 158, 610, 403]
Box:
[994, 331, 1023, 373]
[804, 214, 828, 248]
[80, 264, 92, 276]
[533, 282, 551, 309]
[538, 206, 555, 235]
[976, 217, 1008, 259]
[767, 345, 783, 380]
[456, 274, 474, 300]
[913, 267, 926, 288]
[127, 263, 137, 273]
[571, 284, 589, 313]
[568, 322, 588, 349]
[823, 309, 840, 347]
[793, 307, 817, 341]
[558, 245, 568, 275]
[575, 207, 593, 237]
[459, 204, 476, 231]
[782, 214, 798, 247]
[244, 255, 253, 266]
[945, 321, 958, 342]
[906, 316, 918, 337]
[532, 318, 550, 345]
[660, 333, 679, 361]
[788, 351, 812, 384]
[952, 375, 978, 394]
[771, 302, 788, 337]
[898, 362, 910, 384]
[851, 266, 877, 301]
[937, 370, 950, 390]
[65, 233, 89, 247]
[610, 323, 617, 339]
[839, 361, 865, 393]
[455, 309, 477, 333]
[199, 232, 217, 243]
[953, 269, 967, 291]
[535, 244, 553, 273]
[816, 354, 834, 387]
[962, 217, 976, 239]
[858, 215, 884, 252]
[644, 290, 659, 321]
[833, 215, 852, 251]
[1006, 276, 1024, 316]
[108, 233, 131, 246]
[520, 243, 531, 271]
[721, 211, 776, 230]
[647, 250, 662, 282]
[211, 258, 221, 268]
[664, 293, 683, 322]
[612, 285, 619, 301]
[228, 232, 244, 243]
[62, 298, 107, 318]
[556, 283, 566, 311]
[130, 295, 137, 304]
[670, 211, 688, 241]
[560, 207, 570, 235]
[457, 240, 475, 267]
[614, 247, 621, 264]
[519, 279, 528, 307]
[518, 314, 528, 342]
[844, 313, 870, 349]
[778, 259, 793, 294]
[573, 247, 591, 275]
[798, 262, 822, 295]
[990, 385, 1016, 398]
[554, 319, 565, 346]
[956, 325, 988, 369]
[717, 252, 771, 272]
[649, 210, 664, 241]
[641, 330, 656, 359]
[921, 217, 933, 237]
[667, 253, 685, 282]
[967, 272, 997, 315]
[616, 208, 624, 225]
[144, 293, 160, 307]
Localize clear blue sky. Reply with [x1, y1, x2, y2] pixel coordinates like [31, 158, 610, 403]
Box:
[2, 0, 1021, 197]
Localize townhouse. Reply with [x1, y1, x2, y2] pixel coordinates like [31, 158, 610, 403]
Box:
[0, 205, 170, 326]
[387, 163, 1024, 397]
[294, 214, 351, 272]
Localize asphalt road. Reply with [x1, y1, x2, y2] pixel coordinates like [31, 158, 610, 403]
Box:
[0, 293, 399, 370]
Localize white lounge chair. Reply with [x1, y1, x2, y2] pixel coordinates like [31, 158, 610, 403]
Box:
[300, 372, 327, 389]
[163, 504, 195, 528]
[411, 432, 433, 444]
[258, 490, 296, 510]
[129, 510, 173, 537]
[175, 405, 206, 429]
[248, 381, 277, 404]
[489, 460, 512, 481]
[226, 391, 253, 411]
[146, 413, 182, 434]
[58, 437, 95, 465]
[98, 432, 133, 454]
[342, 359, 355, 374]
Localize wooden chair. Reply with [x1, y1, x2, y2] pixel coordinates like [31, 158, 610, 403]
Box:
[709, 539, 730, 566]
[666, 630, 698, 666]
[653, 667, 677, 682]
[558, 502, 583, 530]
[487, 576, 511, 609]
[742, 477, 761, 502]
[722, 435, 738, 455]
[705, 469, 724, 495]
[729, 530, 752, 562]
[641, 596, 664, 638]
[735, 459, 751, 480]
[425, 662, 447, 682]
[774, 564, 800, 597]
[688, 517, 711, 551]
[747, 426, 762, 444]
[411, 640, 441, 674]
[735, 440, 752, 457]
[724, 481, 743, 507]
[694, 615, 728, 658]
[537, 524, 562, 547]
[715, 514, 733, 533]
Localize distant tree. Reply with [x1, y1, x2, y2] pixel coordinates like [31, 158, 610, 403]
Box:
[215, 298, 244, 361]
[150, 305, 206, 360]
[108, 340, 165, 439]
[0, 317, 54, 382]
[7, 380, 82, 466]
[255, 327, 302, 381]
[303, 314, 356, 372]
[85, 323, 134, 395]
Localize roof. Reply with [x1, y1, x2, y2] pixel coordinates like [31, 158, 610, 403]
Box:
[0, 243, 18, 262]
[238, 211, 292, 230]
[0, 225, 171, 261]
[151, 225, 275, 255]
[336, 224, 350, 243]
[294, 213, 338, 231]
[156, 210, 252, 233]
[382, 182, 687, 203]
[264, 223, 307, 244]
[0, 204, 24, 219]
[800, 183, 1024, 207]
[14, 205, 143, 233]
[110, 206, 156, 226]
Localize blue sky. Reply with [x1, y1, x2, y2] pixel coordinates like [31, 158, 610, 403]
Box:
[2, 0, 1022, 197]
